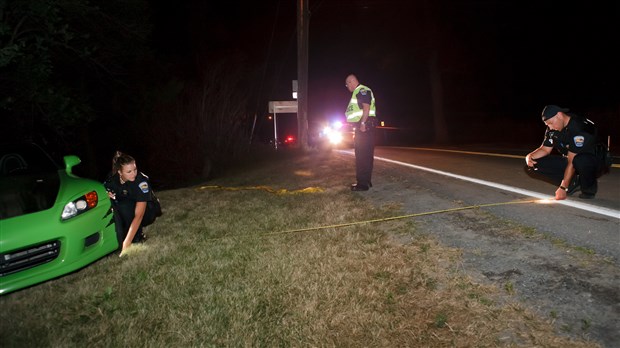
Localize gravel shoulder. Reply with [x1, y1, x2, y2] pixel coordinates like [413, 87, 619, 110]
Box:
[363, 161, 620, 348]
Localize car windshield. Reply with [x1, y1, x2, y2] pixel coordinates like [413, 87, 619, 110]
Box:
[0, 144, 60, 177]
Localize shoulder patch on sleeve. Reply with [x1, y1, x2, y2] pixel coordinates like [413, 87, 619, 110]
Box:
[360, 89, 367, 96]
[573, 135, 585, 147]
[139, 181, 150, 193]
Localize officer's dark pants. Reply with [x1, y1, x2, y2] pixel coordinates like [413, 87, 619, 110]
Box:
[113, 201, 145, 248]
[527, 154, 599, 195]
[354, 125, 375, 186]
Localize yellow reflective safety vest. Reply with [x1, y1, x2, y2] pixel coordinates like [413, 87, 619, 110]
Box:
[345, 84, 376, 123]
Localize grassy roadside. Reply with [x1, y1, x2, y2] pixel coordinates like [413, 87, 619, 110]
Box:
[0, 147, 599, 347]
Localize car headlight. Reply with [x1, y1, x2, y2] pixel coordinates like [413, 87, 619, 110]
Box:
[321, 126, 343, 145]
[61, 191, 99, 220]
[328, 132, 343, 145]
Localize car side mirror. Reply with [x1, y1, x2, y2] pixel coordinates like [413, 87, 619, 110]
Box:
[64, 155, 81, 175]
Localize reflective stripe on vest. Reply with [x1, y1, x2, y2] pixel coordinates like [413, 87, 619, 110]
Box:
[345, 84, 376, 122]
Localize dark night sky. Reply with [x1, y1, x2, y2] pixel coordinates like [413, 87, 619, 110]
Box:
[151, 0, 619, 141]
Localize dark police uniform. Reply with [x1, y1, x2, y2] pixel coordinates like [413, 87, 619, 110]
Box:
[532, 114, 599, 195]
[353, 89, 375, 188]
[104, 172, 153, 247]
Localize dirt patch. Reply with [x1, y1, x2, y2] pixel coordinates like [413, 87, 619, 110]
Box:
[364, 163, 620, 347]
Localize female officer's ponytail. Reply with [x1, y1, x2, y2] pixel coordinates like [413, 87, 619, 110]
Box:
[112, 151, 135, 174]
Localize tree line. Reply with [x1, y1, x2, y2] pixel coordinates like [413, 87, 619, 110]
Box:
[1, 0, 260, 185]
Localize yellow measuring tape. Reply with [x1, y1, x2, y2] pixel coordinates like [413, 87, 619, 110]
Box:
[264, 199, 540, 237]
[196, 185, 324, 195]
[196, 185, 546, 239]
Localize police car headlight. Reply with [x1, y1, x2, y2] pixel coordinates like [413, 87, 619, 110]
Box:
[328, 132, 343, 145]
[321, 126, 333, 136]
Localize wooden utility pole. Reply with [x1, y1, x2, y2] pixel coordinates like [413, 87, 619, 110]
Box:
[423, 0, 449, 144]
[297, 0, 309, 150]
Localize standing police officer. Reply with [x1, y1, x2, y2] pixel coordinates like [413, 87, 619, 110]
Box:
[345, 74, 377, 191]
[525, 105, 600, 200]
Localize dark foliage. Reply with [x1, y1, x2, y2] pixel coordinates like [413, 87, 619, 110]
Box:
[1, 0, 262, 185]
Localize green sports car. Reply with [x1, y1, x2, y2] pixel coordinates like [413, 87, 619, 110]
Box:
[0, 143, 118, 295]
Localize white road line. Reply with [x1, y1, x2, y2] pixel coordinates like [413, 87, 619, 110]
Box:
[404, 146, 524, 159]
[336, 150, 620, 219]
[398, 146, 620, 168]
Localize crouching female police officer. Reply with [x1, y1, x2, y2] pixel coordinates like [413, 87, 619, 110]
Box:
[104, 151, 156, 256]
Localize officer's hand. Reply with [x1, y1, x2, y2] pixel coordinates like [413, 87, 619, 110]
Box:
[525, 155, 536, 167]
[554, 187, 567, 200]
[360, 123, 367, 132]
[119, 239, 132, 257]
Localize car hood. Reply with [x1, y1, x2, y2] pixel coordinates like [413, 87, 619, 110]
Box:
[0, 171, 60, 220]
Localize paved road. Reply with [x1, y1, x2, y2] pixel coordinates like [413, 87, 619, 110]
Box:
[338, 145, 620, 262]
[336, 145, 620, 346]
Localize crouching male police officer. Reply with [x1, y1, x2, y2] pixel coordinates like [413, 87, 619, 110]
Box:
[525, 105, 600, 200]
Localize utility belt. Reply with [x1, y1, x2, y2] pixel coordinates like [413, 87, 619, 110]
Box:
[360, 117, 377, 128]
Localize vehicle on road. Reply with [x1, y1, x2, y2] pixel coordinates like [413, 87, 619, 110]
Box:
[310, 119, 354, 149]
